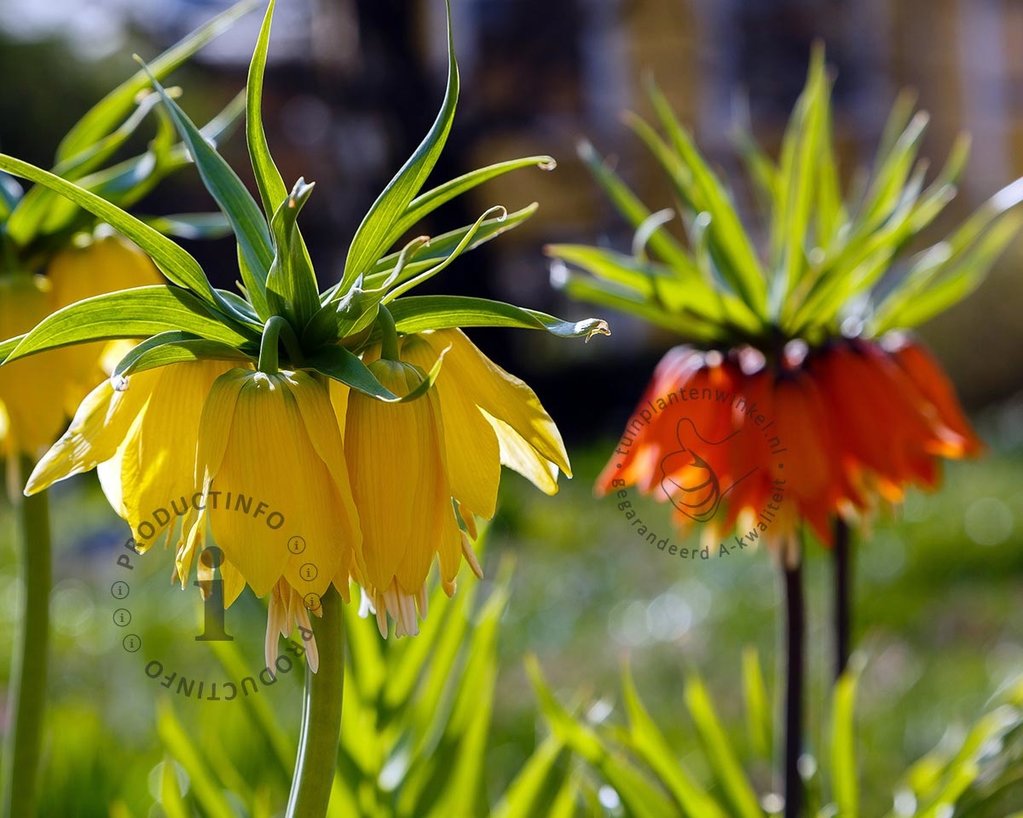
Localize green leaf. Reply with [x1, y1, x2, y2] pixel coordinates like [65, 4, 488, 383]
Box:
[383, 155, 556, 249]
[527, 656, 677, 818]
[143, 212, 233, 240]
[774, 49, 828, 309]
[341, 0, 459, 288]
[621, 664, 729, 818]
[56, 0, 258, 162]
[6, 286, 254, 363]
[553, 268, 721, 340]
[157, 757, 189, 818]
[112, 331, 253, 377]
[387, 295, 610, 340]
[305, 342, 445, 403]
[156, 700, 235, 818]
[382, 205, 508, 301]
[645, 81, 769, 316]
[140, 61, 274, 317]
[266, 179, 321, 325]
[741, 648, 772, 761]
[684, 677, 762, 818]
[362, 204, 539, 290]
[0, 154, 217, 302]
[491, 737, 567, 818]
[7, 93, 163, 242]
[577, 139, 692, 271]
[246, 0, 289, 218]
[830, 673, 858, 818]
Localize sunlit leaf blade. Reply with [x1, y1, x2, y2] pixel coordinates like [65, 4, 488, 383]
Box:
[143, 212, 233, 240]
[577, 139, 692, 270]
[6, 286, 254, 362]
[0, 154, 217, 301]
[830, 672, 858, 818]
[645, 82, 768, 316]
[156, 701, 235, 818]
[387, 295, 610, 339]
[741, 648, 772, 760]
[684, 677, 762, 818]
[491, 737, 568, 818]
[620, 664, 729, 818]
[140, 62, 274, 317]
[266, 180, 321, 325]
[158, 756, 189, 818]
[527, 656, 678, 818]
[363, 204, 539, 288]
[341, 0, 459, 288]
[246, 0, 289, 218]
[383, 155, 555, 249]
[56, 0, 258, 162]
[113, 331, 253, 377]
[383, 205, 508, 301]
[306, 343, 445, 403]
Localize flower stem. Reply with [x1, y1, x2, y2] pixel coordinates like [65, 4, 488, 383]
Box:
[258, 316, 304, 373]
[833, 517, 852, 679]
[285, 587, 344, 818]
[781, 553, 805, 818]
[2, 457, 52, 818]
[376, 306, 400, 361]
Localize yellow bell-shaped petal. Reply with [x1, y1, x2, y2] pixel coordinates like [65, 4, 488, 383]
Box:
[47, 229, 162, 413]
[190, 369, 362, 602]
[410, 329, 571, 499]
[344, 358, 457, 636]
[27, 361, 237, 557]
[0, 274, 71, 461]
[100, 360, 239, 550]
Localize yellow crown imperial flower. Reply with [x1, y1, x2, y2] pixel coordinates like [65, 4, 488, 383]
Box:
[186, 368, 362, 666]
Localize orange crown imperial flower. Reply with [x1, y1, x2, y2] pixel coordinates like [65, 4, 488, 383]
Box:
[555, 49, 1011, 551]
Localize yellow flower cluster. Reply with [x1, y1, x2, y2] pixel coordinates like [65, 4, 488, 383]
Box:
[27, 329, 570, 667]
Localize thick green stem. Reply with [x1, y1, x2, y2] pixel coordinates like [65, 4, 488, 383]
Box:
[2, 457, 52, 818]
[258, 315, 304, 373]
[285, 587, 344, 818]
[376, 306, 400, 361]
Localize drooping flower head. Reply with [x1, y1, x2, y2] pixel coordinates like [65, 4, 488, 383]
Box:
[3, 0, 607, 666]
[551, 49, 1014, 557]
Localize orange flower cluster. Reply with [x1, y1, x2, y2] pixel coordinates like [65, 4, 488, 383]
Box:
[598, 336, 981, 551]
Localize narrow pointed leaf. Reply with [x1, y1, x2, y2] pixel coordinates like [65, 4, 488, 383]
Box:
[0, 154, 217, 301]
[6, 286, 254, 362]
[55, 0, 258, 162]
[341, 0, 459, 287]
[386, 295, 610, 339]
[246, 0, 289, 218]
[142, 63, 274, 317]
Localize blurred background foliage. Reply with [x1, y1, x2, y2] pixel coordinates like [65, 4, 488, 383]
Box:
[1, 0, 1022, 815]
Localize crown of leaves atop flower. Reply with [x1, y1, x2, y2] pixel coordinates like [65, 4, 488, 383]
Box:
[548, 48, 1023, 350]
[0, 0, 608, 398]
[0, 2, 256, 266]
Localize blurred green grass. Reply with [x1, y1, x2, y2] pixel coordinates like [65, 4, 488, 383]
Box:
[1, 400, 1022, 816]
